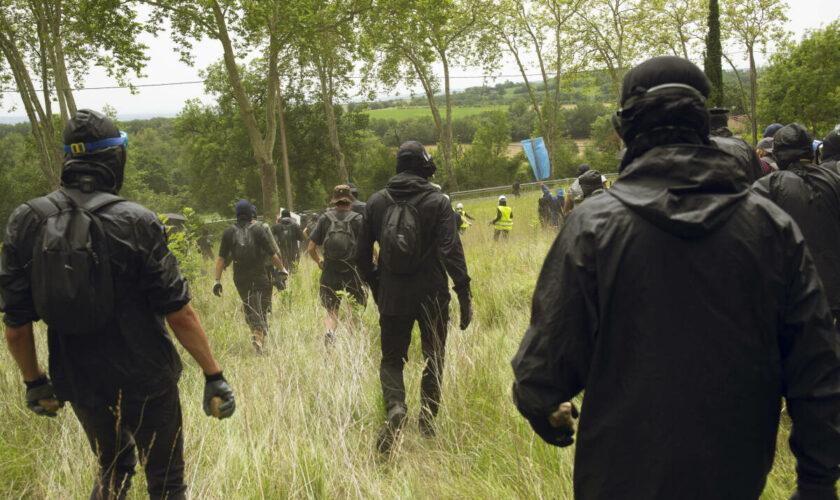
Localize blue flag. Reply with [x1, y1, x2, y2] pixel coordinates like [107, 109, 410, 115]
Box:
[521, 137, 550, 180]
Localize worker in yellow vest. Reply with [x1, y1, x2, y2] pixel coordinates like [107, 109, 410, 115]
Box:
[455, 202, 475, 234]
[491, 195, 513, 241]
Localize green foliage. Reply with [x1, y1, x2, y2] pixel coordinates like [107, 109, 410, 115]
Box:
[582, 114, 622, 174]
[758, 21, 840, 136]
[0, 130, 51, 236]
[563, 102, 611, 140]
[160, 207, 203, 284]
[705, 0, 725, 107]
[451, 110, 522, 189]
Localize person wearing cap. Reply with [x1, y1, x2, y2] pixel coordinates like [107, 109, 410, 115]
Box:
[215, 200, 288, 353]
[764, 122, 784, 138]
[490, 195, 513, 241]
[563, 163, 590, 214]
[753, 122, 840, 328]
[455, 202, 474, 233]
[272, 209, 305, 273]
[756, 137, 778, 174]
[820, 129, 840, 174]
[0, 109, 236, 499]
[512, 57, 840, 499]
[709, 107, 764, 182]
[307, 185, 366, 345]
[356, 140, 472, 454]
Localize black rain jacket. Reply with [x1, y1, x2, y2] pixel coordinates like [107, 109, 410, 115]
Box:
[710, 130, 764, 182]
[0, 188, 190, 405]
[356, 172, 470, 316]
[512, 144, 840, 499]
[753, 162, 840, 316]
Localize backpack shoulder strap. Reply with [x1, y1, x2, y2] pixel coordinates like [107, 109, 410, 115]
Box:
[381, 189, 396, 205]
[26, 196, 60, 219]
[325, 211, 338, 223]
[407, 190, 434, 207]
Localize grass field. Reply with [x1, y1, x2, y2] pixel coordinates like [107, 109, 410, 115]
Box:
[0, 190, 811, 498]
[363, 106, 505, 121]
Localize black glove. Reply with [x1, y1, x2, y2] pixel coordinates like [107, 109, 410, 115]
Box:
[213, 280, 223, 297]
[791, 483, 839, 500]
[203, 371, 235, 419]
[25, 375, 63, 417]
[272, 269, 286, 291]
[458, 292, 473, 330]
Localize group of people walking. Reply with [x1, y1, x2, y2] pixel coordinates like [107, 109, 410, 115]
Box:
[2, 54, 840, 500]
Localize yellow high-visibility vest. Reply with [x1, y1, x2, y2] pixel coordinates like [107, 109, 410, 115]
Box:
[456, 207, 468, 229]
[494, 205, 513, 231]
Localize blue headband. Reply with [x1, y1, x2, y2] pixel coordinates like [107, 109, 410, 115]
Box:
[64, 131, 128, 154]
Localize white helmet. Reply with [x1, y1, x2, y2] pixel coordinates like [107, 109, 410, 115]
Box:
[456, 202, 463, 209]
[498, 195, 507, 203]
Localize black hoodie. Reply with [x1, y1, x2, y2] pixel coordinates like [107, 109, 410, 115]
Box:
[512, 144, 840, 499]
[356, 172, 470, 316]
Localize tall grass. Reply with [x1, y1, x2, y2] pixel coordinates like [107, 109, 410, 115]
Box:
[0, 190, 805, 498]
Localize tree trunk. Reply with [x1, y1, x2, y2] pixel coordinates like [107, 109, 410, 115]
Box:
[440, 52, 459, 191]
[748, 45, 758, 146]
[277, 89, 294, 211]
[316, 59, 348, 184]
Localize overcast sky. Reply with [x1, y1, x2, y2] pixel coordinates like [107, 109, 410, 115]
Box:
[1, 0, 838, 121]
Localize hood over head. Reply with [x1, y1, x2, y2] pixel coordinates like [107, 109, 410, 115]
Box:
[577, 163, 591, 176]
[235, 200, 253, 222]
[821, 130, 840, 162]
[396, 140, 436, 178]
[61, 109, 127, 194]
[773, 123, 814, 169]
[385, 171, 438, 199]
[579, 170, 604, 198]
[615, 57, 712, 170]
[609, 145, 749, 239]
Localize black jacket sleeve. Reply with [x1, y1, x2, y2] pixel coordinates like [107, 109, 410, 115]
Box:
[0, 205, 40, 327]
[511, 212, 597, 434]
[435, 197, 470, 296]
[780, 222, 840, 489]
[135, 211, 191, 315]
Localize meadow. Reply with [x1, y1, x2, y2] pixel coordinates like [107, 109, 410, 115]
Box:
[0, 189, 805, 498]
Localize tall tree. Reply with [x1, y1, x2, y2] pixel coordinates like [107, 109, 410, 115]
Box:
[0, 0, 149, 188]
[373, 0, 496, 191]
[721, 0, 788, 145]
[489, 0, 585, 178]
[651, 0, 707, 60]
[704, 0, 724, 107]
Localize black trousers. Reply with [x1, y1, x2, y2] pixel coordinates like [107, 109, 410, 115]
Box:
[379, 299, 449, 417]
[72, 386, 186, 500]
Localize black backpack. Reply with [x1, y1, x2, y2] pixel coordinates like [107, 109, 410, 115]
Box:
[26, 189, 124, 335]
[322, 210, 359, 262]
[232, 223, 261, 264]
[379, 190, 432, 275]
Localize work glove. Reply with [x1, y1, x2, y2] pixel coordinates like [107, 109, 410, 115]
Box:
[457, 291, 473, 330]
[272, 269, 287, 291]
[203, 371, 235, 419]
[790, 484, 839, 500]
[25, 375, 63, 417]
[213, 279, 223, 297]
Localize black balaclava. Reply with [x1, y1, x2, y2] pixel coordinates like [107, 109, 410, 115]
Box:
[821, 130, 840, 162]
[773, 123, 814, 169]
[396, 140, 436, 178]
[348, 183, 360, 199]
[614, 56, 712, 170]
[235, 200, 253, 222]
[579, 169, 604, 198]
[281, 209, 291, 218]
[709, 108, 732, 136]
[577, 163, 591, 176]
[61, 109, 126, 194]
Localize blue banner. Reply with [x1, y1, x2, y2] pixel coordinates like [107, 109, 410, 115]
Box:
[521, 137, 550, 180]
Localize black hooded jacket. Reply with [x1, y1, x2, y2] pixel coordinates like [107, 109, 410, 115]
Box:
[356, 172, 470, 316]
[512, 144, 840, 499]
[710, 132, 765, 182]
[753, 162, 840, 315]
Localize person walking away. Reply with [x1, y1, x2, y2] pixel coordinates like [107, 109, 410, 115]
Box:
[512, 179, 521, 198]
[511, 57, 840, 500]
[307, 185, 366, 345]
[272, 209, 305, 273]
[819, 129, 840, 174]
[490, 195, 513, 241]
[563, 163, 590, 214]
[214, 200, 288, 353]
[756, 137, 778, 175]
[349, 183, 366, 216]
[0, 109, 235, 500]
[455, 202, 474, 234]
[709, 107, 764, 181]
[753, 123, 840, 326]
[538, 192, 552, 228]
[578, 169, 606, 201]
[356, 140, 472, 454]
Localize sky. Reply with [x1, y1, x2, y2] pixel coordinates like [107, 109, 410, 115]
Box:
[1, 0, 838, 122]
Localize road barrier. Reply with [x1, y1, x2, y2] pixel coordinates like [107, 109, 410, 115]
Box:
[449, 173, 619, 202]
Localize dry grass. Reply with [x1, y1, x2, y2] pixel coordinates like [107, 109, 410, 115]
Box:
[0, 191, 807, 498]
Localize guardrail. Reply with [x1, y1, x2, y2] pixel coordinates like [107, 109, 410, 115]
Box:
[449, 173, 619, 202]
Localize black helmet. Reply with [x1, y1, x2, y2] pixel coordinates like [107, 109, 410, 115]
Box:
[61, 109, 127, 194]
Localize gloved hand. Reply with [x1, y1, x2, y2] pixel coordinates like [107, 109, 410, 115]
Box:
[272, 269, 287, 291]
[203, 371, 235, 419]
[25, 375, 63, 417]
[213, 279, 223, 297]
[790, 483, 840, 500]
[457, 291, 473, 330]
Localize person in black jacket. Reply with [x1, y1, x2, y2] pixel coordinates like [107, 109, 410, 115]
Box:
[820, 129, 840, 173]
[348, 183, 367, 216]
[511, 57, 840, 500]
[214, 200, 288, 353]
[272, 209, 305, 273]
[753, 123, 840, 324]
[0, 110, 235, 500]
[709, 107, 765, 182]
[357, 140, 473, 454]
